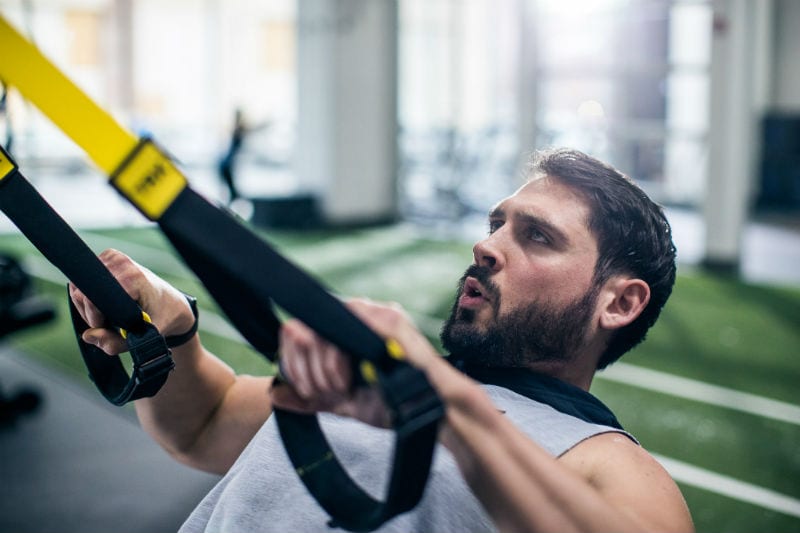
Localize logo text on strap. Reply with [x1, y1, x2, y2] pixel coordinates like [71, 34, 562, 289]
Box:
[111, 139, 187, 220]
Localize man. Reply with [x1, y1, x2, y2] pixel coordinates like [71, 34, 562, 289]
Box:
[70, 148, 693, 532]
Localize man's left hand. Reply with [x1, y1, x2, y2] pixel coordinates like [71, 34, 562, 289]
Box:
[270, 315, 391, 428]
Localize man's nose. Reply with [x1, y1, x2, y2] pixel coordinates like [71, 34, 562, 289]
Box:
[472, 234, 504, 272]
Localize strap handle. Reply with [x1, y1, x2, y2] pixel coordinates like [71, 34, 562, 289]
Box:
[0, 145, 174, 405]
[275, 364, 443, 531]
[152, 184, 444, 531]
[109, 136, 446, 528]
[68, 295, 173, 405]
[0, 148, 143, 330]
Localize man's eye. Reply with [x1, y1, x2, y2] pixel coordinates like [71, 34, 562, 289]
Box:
[527, 227, 549, 244]
[488, 220, 503, 234]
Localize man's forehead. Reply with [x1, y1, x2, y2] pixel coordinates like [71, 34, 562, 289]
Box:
[492, 177, 588, 215]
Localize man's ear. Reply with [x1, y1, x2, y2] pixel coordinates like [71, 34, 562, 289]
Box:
[598, 278, 650, 331]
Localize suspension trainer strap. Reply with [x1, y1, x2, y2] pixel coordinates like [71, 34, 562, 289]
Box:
[126, 141, 445, 532]
[1, 15, 444, 531]
[0, 145, 174, 405]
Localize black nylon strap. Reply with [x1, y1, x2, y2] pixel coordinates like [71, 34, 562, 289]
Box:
[2, 137, 443, 529]
[0, 169, 143, 330]
[153, 187, 444, 531]
[273, 402, 440, 531]
[0, 154, 174, 405]
[163, 216, 281, 358]
[159, 188, 387, 364]
[273, 364, 443, 531]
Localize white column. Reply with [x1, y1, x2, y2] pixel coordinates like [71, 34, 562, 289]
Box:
[703, 0, 768, 272]
[515, 0, 539, 175]
[296, 0, 398, 225]
[110, 0, 134, 114]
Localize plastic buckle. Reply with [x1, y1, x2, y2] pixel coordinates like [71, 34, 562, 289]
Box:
[127, 326, 175, 385]
[380, 364, 444, 438]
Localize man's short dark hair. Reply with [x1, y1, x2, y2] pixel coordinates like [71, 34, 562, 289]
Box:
[529, 148, 677, 369]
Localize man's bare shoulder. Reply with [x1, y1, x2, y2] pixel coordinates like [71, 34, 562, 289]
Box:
[558, 431, 648, 482]
[559, 432, 695, 532]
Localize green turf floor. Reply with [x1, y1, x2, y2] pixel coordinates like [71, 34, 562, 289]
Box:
[1, 224, 798, 533]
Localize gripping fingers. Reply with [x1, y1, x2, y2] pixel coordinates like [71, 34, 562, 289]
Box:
[324, 342, 351, 392]
[81, 327, 128, 355]
[279, 329, 308, 397]
[308, 343, 347, 393]
[279, 320, 352, 400]
[345, 298, 447, 377]
[69, 283, 127, 354]
[68, 282, 107, 328]
[67, 249, 137, 328]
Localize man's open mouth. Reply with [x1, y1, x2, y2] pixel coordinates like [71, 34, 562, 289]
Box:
[459, 277, 490, 308]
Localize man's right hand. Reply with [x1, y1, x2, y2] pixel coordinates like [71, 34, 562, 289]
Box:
[68, 248, 273, 475]
[68, 248, 196, 354]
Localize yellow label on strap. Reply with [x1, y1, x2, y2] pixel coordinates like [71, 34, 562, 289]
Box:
[0, 146, 17, 180]
[111, 140, 187, 221]
[0, 16, 187, 218]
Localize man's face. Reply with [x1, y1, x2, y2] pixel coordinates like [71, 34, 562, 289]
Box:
[441, 177, 602, 367]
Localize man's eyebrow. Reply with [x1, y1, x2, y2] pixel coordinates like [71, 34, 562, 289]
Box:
[488, 206, 505, 219]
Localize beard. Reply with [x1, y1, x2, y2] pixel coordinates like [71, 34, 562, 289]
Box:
[440, 264, 600, 369]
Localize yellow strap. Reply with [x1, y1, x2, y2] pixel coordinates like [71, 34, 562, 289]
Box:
[0, 15, 136, 174]
[0, 15, 186, 220]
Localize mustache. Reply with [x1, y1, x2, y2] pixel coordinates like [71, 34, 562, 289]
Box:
[459, 264, 499, 300]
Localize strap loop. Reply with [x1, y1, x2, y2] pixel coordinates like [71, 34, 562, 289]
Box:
[68, 289, 175, 406]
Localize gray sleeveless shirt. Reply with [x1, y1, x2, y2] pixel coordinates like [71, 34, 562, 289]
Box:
[179, 380, 632, 533]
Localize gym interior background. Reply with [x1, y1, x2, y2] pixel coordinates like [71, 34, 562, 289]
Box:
[0, 1, 798, 532]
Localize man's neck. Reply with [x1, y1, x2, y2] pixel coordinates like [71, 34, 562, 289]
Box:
[525, 355, 598, 391]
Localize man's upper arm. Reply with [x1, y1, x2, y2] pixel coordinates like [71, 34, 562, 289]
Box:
[560, 432, 695, 532]
[172, 374, 274, 474]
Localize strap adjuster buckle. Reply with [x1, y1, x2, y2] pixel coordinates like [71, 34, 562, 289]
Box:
[135, 351, 174, 384]
[128, 326, 175, 385]
[380, 364, 444, 437]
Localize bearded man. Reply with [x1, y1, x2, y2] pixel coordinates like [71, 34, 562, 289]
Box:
[71, 148, 693, 532]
